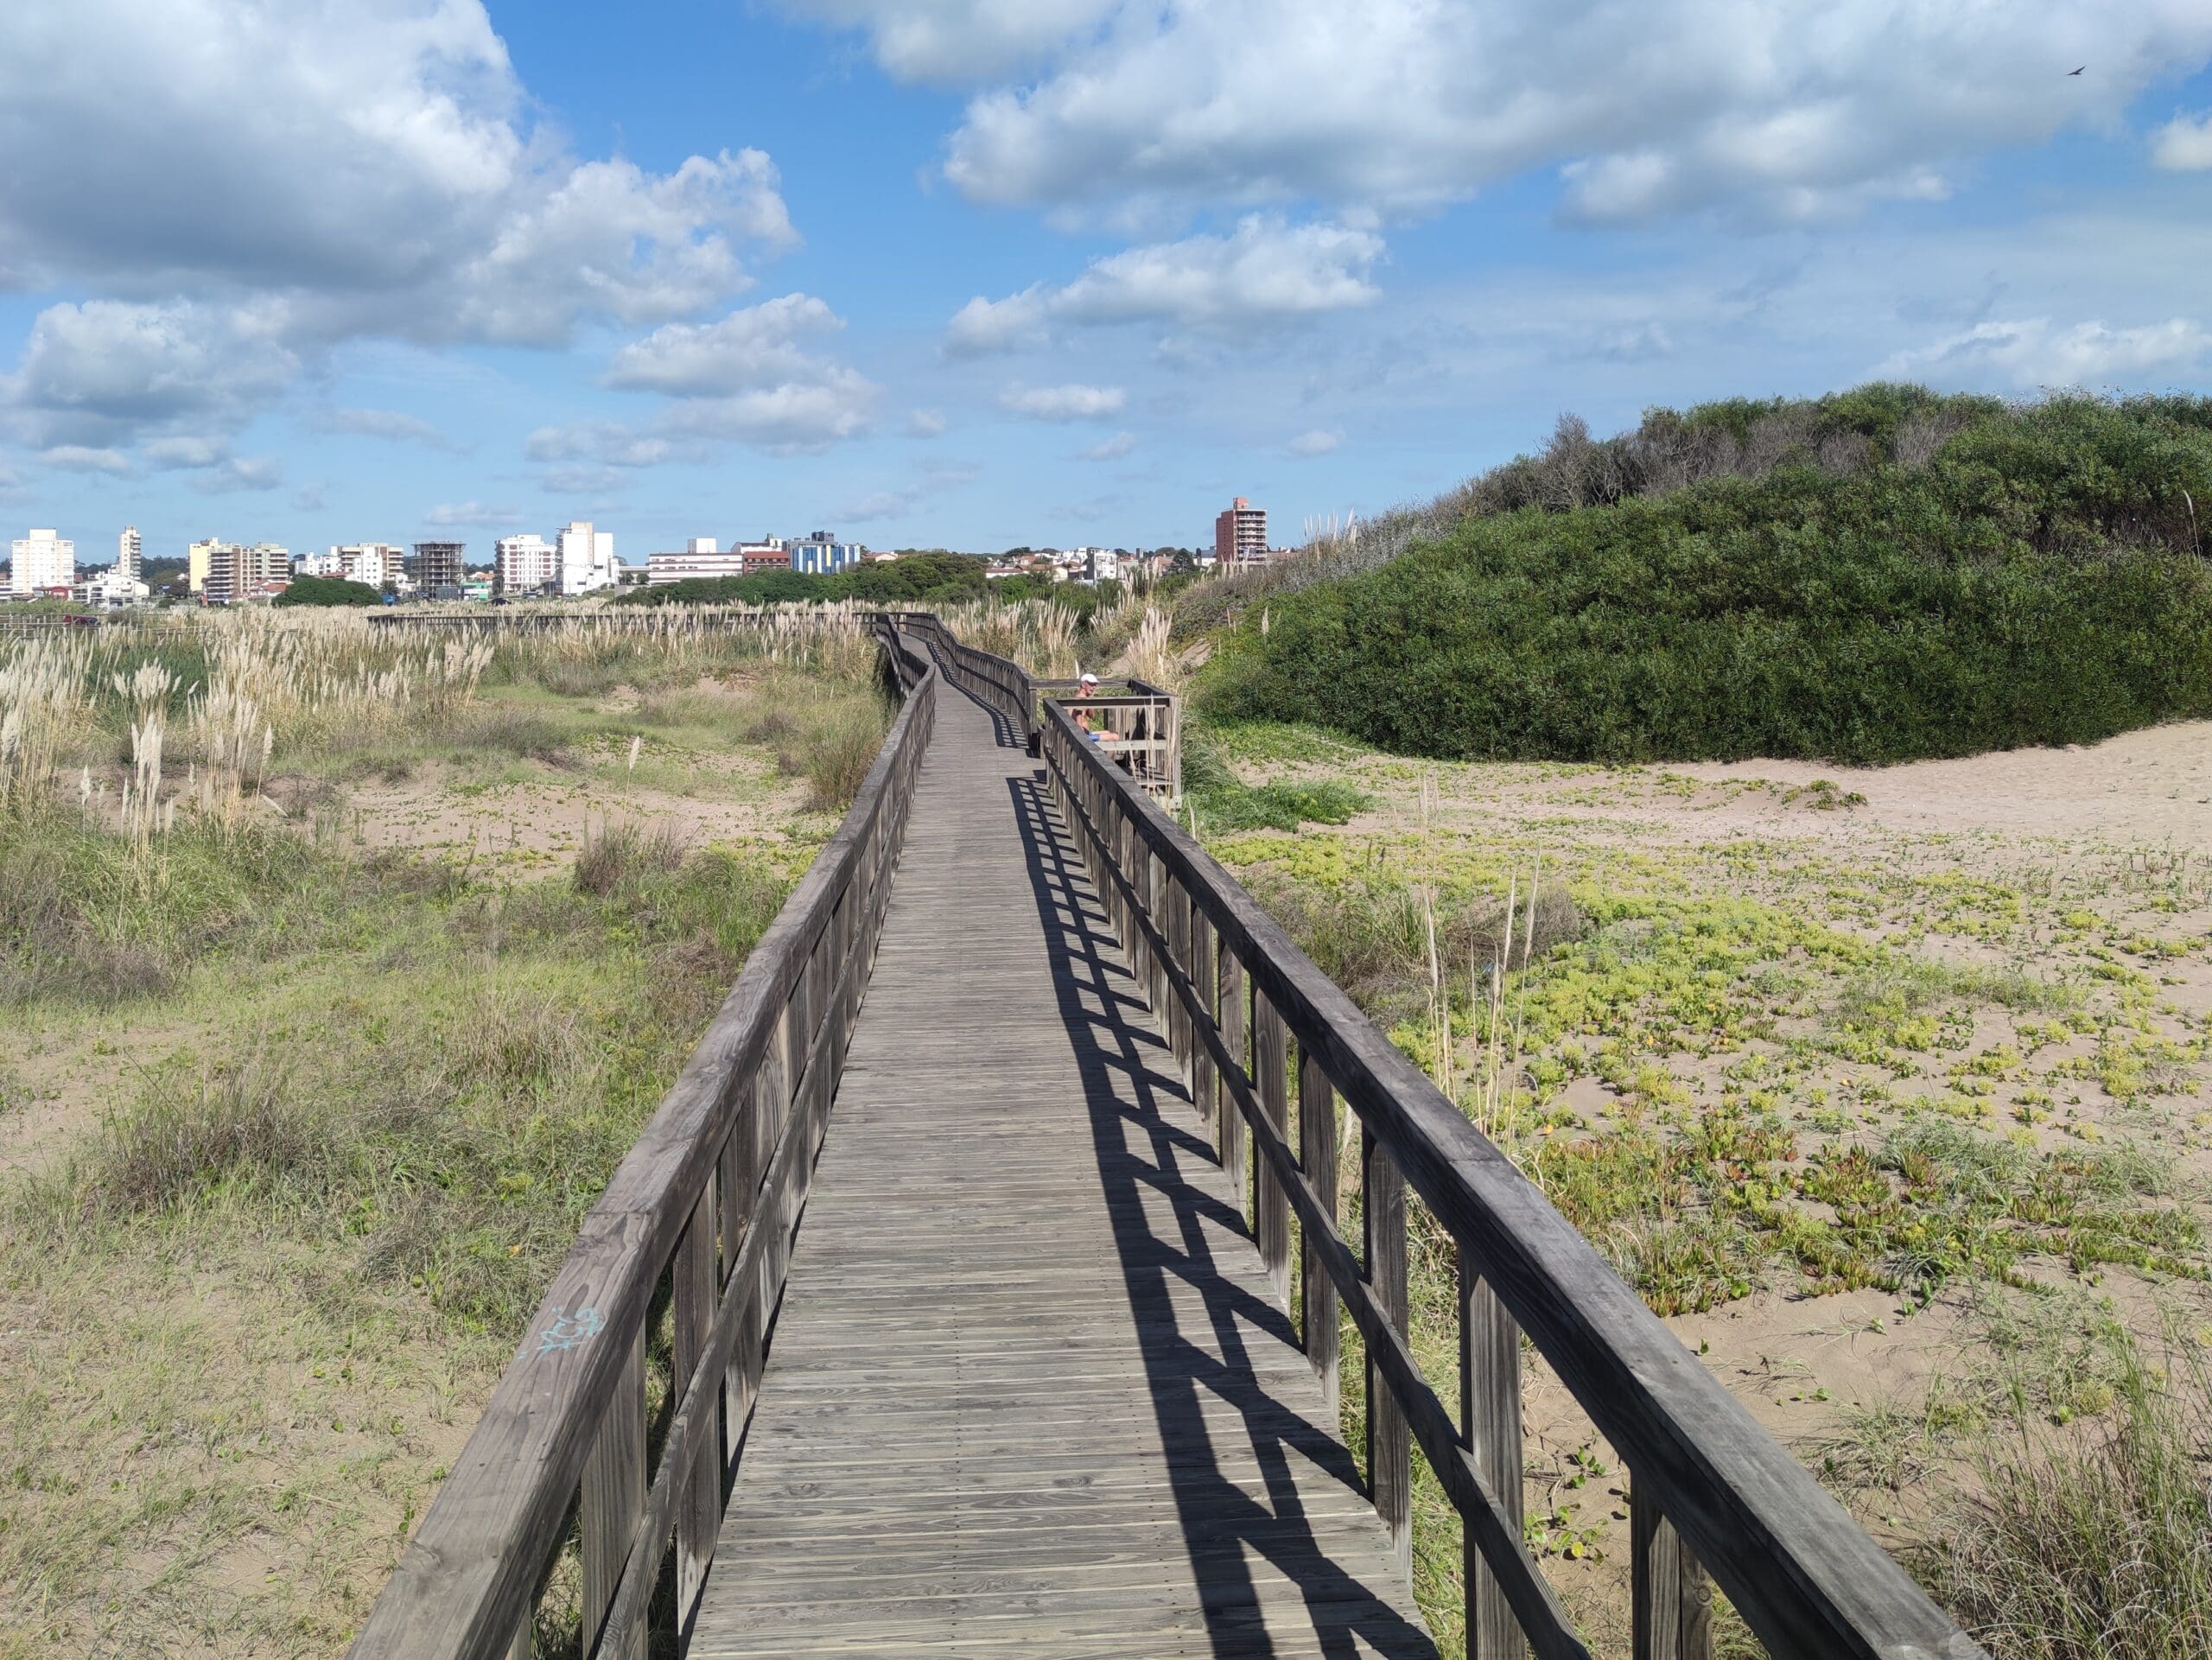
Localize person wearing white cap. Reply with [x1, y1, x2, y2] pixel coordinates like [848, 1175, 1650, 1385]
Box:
[1075, 671, 1102, 740]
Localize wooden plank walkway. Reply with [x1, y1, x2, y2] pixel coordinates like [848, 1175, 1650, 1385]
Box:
[690, 667, 1438, 1659]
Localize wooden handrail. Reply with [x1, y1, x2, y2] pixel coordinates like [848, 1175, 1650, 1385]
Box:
[350, 619, 935, 1660]
[912, 622, 1986, 1660]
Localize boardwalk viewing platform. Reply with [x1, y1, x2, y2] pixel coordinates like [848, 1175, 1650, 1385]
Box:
[350, 619, 1986, 1660]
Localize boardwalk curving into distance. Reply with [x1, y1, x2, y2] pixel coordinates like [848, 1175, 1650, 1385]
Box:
[690, 657, 1435, 1658]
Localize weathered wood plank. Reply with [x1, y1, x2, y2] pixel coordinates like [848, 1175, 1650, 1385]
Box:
[1300, 1045, 1340, 1411]
[1254, 991, 1292, 1305]
[673, 1184, 719, 1627]
[1464, 1266, 1527, 1660]
[1635, 1490, 1715, 1660]
[1365, 1129, 1412, 1579]
[580, 1332, 645, 1660]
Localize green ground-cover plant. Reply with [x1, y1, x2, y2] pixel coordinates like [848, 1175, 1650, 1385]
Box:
[1182, 725, 1374, 833]
[1202, 390, 2212, 763]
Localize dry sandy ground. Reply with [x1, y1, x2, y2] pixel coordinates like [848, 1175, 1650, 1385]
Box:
[1670, 719, 2212, 843]
[336, 757, 818, 874]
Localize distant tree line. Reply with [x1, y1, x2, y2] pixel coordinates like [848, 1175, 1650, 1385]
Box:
[619, 550, 988, 607]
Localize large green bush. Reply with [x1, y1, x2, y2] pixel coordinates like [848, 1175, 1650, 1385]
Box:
[1205, 391, 2212, 764]
[275, 574, 380, 607]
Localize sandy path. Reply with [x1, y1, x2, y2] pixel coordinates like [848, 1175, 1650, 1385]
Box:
[1667, 719, 2212, 843]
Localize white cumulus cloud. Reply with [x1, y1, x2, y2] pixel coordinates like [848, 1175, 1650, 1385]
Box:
[1, 298, 299, 450]
[947, 217, 1382, 353]
[1079, 431, 1136, 460]
[587, 293, 880, 457]
[1878, 316, 2212, 389]
[776, 0, 1116, 83]
[999, 383, 1126, 422]
[2152, 111, 2212, 169]
[1286, 429, 1339, 457]
[41, 444, 130, 474]
[605, 294, 844, 395]
[791, 0, 2212, 226]
[0, 2, 799, 458]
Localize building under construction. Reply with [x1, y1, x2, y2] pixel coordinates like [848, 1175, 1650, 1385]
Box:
[410, 541, 466, 595]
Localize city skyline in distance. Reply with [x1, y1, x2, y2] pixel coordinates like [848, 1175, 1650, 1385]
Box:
[3, 3, 2211, 563]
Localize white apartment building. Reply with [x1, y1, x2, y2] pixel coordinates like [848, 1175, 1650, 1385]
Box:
[333, 543, 403, 588]
[1079, 546, 1120, 585]
[557, 520, 618, 595]
[91, 525, 149, 605]
[646, 537, 751, 584]
[496, 533, 558, 595]
[10, 528, 74, 594]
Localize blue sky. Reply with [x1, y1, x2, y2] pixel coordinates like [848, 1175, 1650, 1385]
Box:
[4, 2, 2212, 565]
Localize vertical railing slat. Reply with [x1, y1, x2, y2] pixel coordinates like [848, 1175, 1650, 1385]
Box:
[1363, 1128, 1412, 1578]
[580, 1332, 646, 1660]
[673, 1182, 720, 1625]
[1462, 1262, 1526, 1659]
[1217, 947, 1249, 1197]
[1299, 1044, 1339, 1409]
[1254, 992, 1291, 1303]
[1634, 1491, 1714, 1660]
[1191, 910, 1217, 1143]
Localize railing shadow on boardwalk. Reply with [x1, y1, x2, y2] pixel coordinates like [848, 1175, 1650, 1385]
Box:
[1004, 757, 1438, 1660]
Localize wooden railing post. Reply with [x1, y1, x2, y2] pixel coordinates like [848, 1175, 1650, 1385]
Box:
[1634, 1491, 1714, 1660]
[1217, 947, 1248, 1196]
[673, 1184, 719, 1627]
[1462, 1262, 1526, 1659]
[1363, 1128, 1411, 1578]
[1166, 881, 1193, 1075]
[1145, 848, 1167, 1019]
[1190, 910, 1217, 1142]
[1253, 992, 1291, 1304]
[581, 1333, 646, 1660]
[1298, 1045, 1338, 1409]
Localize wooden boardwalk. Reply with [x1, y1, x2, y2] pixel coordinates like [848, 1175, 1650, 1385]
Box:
[690, 670, 1437, 1659]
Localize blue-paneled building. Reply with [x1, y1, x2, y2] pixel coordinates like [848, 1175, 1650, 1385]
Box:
[789, 531, 865, 576]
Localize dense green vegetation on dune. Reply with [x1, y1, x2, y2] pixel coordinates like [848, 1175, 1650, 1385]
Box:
[1204, 389, 2212, 764]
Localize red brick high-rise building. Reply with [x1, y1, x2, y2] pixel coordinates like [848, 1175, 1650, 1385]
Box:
[1214, 497, 1266, 566]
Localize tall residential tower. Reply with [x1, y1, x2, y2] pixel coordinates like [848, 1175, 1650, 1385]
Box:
[1213, 497, 1267, 567]
[9, 528, 74, 594]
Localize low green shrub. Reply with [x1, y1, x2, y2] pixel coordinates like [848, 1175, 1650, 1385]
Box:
[1204, 391, 2212, 764]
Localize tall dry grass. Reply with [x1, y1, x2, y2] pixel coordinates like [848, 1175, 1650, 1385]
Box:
[1919, 1339, 2212, 1659]
[929, 598, 1080, 677]
[0, 601, 887, 839]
